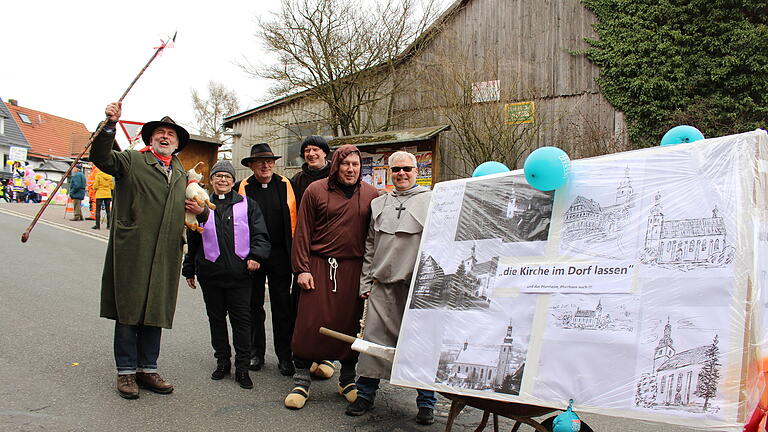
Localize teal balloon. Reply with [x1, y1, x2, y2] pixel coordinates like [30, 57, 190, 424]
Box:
[553, 400, 581, 432]
[472, 161, 510, 177]
[660, 125, 705, 146]
[523, 146, 570, 191]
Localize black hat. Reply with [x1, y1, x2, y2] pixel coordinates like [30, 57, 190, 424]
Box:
[141, 116, 190, 153]
[300, 135, 330, 158]
[240, 143, 282, 167]
[210, 160, 236, 179]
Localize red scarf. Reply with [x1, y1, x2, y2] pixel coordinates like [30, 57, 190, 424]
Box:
[139, 146, 172, 166]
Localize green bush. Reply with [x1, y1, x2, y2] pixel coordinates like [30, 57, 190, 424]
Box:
[581, 0, 768, 148]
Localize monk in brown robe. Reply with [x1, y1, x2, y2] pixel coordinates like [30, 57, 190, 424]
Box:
[284, 144, 379, 410]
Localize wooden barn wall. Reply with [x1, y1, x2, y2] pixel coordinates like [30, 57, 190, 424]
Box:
[227, 0, 627, 182]
[388, 0, 625, 178]
[229, 97, 327, 181]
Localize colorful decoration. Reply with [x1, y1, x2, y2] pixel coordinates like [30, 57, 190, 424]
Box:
[524, 146, 571, 191]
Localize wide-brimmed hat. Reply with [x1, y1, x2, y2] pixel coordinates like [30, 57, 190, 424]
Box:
[141, 116, 190, 153]
[240, 143, 282, 167]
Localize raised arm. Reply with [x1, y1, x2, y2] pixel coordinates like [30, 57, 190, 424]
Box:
[89, 102, 132, 177]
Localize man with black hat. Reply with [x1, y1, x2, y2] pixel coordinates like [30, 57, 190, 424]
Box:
[90, 101, 206, 399]
[236, 143, 298, 376]
[183, 160, 271, 389]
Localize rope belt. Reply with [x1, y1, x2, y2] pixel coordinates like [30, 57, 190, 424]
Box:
[328, 257, 339, 293]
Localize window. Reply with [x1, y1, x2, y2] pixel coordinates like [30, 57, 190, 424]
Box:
[282, 121, 334, 167]
[0, 117, 4, 135]
[17, 113, 31, 124]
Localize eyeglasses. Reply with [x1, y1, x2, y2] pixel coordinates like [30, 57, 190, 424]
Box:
[391, 166, 415, 173]
[212, 174, 234, 181]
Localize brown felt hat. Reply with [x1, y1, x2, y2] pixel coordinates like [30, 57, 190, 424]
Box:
[141, 116, 190, 153]
[240, 143, 282, 166]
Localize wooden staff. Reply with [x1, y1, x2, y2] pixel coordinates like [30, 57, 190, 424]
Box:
[21, 32, 177, 243]
[319, 327, 396, 362]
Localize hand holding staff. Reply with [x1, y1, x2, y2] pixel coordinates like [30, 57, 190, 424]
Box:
[21, 32, 176, 243]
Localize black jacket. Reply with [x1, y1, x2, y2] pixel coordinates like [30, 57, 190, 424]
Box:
[236, 174, 295, 258]
[182, 191, 270, 282]
[290, 162, 330, 210]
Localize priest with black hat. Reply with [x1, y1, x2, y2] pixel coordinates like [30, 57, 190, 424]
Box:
[236, 143, 299, 377]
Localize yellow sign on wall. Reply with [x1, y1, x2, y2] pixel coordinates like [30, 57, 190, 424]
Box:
[505, 101, 535, 124]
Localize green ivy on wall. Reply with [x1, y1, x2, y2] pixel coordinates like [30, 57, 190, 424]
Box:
[580, 0, 768, 148]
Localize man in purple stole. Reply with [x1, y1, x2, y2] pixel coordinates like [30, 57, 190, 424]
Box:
[182, 160, 270, 389]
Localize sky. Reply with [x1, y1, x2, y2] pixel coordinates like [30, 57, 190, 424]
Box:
[2, 0, 284, 145]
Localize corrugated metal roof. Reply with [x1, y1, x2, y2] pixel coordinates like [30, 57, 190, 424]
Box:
[190, 134, 223, 146]
[222, 0, 472, 123]
[329, 125, 450, 148]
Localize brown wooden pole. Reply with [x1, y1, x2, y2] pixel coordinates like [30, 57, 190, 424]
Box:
[21, 32, 177, 243]
[319, 327, 356, 344]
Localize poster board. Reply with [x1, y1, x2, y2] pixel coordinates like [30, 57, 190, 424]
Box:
[391, 130, 768, 430]
[359, 149, 433, 191]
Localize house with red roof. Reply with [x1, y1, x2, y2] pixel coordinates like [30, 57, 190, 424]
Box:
[3, 99, 92, 182]
[4, 99, 91, 161]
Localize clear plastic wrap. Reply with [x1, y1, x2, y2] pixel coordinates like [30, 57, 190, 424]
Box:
[391, 130, 768, 430]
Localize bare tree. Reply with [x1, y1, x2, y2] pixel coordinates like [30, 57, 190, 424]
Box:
[244, 0, 439, 137]
[191, 81, 241, 140]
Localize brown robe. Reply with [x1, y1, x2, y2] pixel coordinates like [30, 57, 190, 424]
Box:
[290, 145, 379, 360]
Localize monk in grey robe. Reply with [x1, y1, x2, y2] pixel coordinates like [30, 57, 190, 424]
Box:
[345, 151, 437, 425]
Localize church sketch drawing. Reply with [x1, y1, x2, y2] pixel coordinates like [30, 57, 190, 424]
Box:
[410, 245, 497, 310]
[455, 175, 553, 243]
[561, 167, 638, 258]
[435, 321, 527, 395]
[549, 297, 635, 333]
[640, 192, 734, 270]
[635, 318, 722, 413]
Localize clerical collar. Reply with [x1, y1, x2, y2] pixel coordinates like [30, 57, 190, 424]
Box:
[214, 191, 232, 200]
[261, 183, 268, 189]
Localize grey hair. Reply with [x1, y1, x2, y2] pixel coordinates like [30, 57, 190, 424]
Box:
[388, 151, 417, 167]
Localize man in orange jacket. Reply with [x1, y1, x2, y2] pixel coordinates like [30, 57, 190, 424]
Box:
[86, 166, 99, 220]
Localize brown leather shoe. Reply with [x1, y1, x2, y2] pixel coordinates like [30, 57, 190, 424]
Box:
[136, 372, 174, 394]
[117, 374, 139, 399]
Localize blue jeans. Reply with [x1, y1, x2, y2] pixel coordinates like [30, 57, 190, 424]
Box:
[356, 376, 437, 409]
[113, 322, 162, 374]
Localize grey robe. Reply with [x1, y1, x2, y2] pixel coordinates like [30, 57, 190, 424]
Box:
[357, 185, 431, 379]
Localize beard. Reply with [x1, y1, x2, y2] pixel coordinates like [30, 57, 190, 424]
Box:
[152, 141, 177, 156]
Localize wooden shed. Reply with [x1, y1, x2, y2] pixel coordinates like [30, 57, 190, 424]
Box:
[177, 134, 222, 191]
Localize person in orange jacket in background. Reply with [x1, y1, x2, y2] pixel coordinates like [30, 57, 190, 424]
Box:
[86, 165, 99, 220]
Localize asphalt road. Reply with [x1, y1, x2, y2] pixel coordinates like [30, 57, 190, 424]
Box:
[0, 204, 696, 431]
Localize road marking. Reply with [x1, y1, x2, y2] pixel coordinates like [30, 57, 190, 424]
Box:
[0, 208, 108, 243]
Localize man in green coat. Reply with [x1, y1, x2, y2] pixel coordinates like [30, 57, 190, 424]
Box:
[90, 101, 204, 399]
